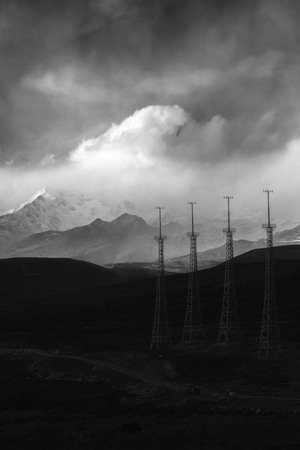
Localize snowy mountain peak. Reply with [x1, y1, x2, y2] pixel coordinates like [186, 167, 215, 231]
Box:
[9, 187, 57, 213]
[0, 187, 142, 248]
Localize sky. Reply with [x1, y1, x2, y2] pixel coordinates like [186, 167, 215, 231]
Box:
[1, 0, 300, 220]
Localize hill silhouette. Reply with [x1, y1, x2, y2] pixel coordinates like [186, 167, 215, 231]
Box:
[1, 246, 300, 351]
[2, 249, 300, 449]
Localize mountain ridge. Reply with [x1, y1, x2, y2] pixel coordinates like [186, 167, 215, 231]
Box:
[0, 187, 141, 248]
[1, 187, 300, 265]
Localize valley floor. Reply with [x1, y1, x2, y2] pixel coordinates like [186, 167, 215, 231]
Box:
[1, 254, 300, 448]
[1, 345, 300, 450]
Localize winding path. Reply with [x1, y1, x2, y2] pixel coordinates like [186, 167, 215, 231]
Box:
[0, 348, 190, 393]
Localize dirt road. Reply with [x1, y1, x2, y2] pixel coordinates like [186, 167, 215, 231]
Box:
[0, 348, 191, 393]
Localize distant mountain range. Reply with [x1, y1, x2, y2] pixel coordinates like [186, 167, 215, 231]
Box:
[1, 187, 300, 266]
[0, 187, 138, 245]
[2, 214, 155, 264]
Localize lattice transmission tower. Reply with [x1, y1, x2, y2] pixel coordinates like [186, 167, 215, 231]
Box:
[150, 206, 172, 352]
[218, 196, 240, 344]
[182, 202, 205, 342]
[258, 190, 281, 358]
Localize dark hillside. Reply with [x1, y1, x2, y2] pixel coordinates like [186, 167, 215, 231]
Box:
[0, 257, 121, 298]
[1, 247, 300, 352]
[2, 249, 300, 449]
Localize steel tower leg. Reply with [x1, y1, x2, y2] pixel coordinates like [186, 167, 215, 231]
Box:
[182, 233, 205, 342]
[151, 208, 171, 352]
[258, 191, 281, 358]
[218, 230, 240, 343]
[218, 196, 240, 344]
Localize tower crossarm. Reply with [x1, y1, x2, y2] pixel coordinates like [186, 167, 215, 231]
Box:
[154, 235, 167, 241]
[222, 228, 236, 234]
[187, 232, 199, 238]
[262, 224, 276, 229]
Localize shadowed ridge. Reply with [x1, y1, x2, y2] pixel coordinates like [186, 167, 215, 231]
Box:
[234, 244, 300, 264]
[110, 213, 154, 235]
[0, 256, 121, 291]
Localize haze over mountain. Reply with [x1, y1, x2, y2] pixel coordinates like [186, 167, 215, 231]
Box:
[0, 212, 185, 264]
[1, 187, 300, 266]
[0, 187, 140, 248]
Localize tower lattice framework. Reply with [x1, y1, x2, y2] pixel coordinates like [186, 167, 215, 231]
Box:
[182, 202, 205, 342]
[258, 190, 281, 358]
[150, 206, 172, 352]
[218, 196, 240, 344]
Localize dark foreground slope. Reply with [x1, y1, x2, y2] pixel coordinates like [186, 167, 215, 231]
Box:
[2, 248, 300, 449]
[1, 247, 300, 349]
[0, 257, 122, 296]
[0, 256, 158, 300]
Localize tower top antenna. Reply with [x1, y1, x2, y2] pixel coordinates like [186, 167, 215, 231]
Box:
[263, 190, 273, 228]
[187, 201, 197, 235]
[155, 206, 165, 238]
[223, 196, 234, 232]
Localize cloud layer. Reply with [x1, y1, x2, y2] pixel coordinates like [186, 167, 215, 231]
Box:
[1, 1, 300, 221]
[0, 104, 299, 225]
[0, 0, 299, 162]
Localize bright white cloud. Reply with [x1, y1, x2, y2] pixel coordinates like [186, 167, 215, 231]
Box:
[69, 104, 190, 163]
[103, 104, 190, 140]
[0, 104, 300, 223]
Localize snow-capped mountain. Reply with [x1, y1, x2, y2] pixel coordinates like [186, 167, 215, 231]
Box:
[1, 186, 300, 265]
[0, 187, 140, 247]
[192, 212, 300, 251]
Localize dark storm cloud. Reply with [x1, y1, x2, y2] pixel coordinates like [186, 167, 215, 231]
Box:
[0, 0, 300, 165]
[0, 0, 85, 159]
[2, 0, 300, 220]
